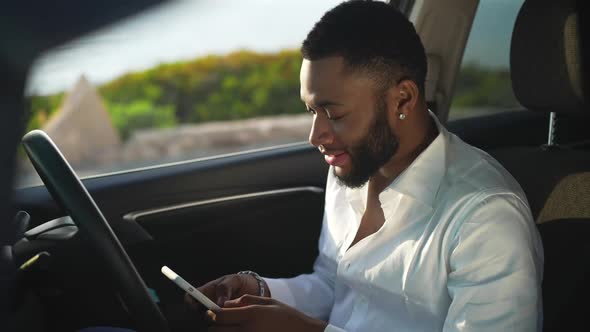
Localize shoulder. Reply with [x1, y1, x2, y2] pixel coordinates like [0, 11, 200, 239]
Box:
[443, 132, 526, 202]
[436, 132, 541, 256]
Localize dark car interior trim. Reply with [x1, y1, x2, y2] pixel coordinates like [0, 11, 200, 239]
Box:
[123, 186, 324, 223]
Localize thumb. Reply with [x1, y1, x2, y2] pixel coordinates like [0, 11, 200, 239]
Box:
[223, 294, 275, 308]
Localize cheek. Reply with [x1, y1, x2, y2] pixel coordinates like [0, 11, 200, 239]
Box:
[333, 117, 371, 147]
[330, 122, 352, 147]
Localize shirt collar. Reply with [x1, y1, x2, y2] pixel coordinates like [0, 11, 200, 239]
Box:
[345, 110, 448, 214]
[380, 110, 447, 209]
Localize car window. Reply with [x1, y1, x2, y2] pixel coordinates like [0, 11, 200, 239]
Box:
[18, 0, 359, 187]
[449, 0, 525, 120]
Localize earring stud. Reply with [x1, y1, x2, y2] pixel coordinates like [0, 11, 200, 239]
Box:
[398, 113, 406, 120]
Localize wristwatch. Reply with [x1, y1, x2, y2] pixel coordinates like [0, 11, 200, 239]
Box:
[237, 270, 267, 297]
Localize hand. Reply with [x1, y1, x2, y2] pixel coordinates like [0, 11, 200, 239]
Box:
[186, 274, 264, 309]
[206, 294, 327, 332]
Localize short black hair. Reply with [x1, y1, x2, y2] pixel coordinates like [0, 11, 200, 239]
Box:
[302, 0, 427, 95]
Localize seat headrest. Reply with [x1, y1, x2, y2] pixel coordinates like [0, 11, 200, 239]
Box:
[511, 0, 584, 114]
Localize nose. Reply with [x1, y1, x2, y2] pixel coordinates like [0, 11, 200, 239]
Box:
[308, 113, 334, 147]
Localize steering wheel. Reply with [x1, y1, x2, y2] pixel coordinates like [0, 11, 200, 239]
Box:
[22, 130, 168, 332]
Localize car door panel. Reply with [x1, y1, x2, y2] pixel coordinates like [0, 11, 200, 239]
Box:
[13, 143, 328, 330]
[128, 186, 325, 282]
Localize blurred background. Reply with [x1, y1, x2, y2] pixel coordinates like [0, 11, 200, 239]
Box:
[18, 0, 524, 187]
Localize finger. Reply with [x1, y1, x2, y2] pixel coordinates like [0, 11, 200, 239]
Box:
[224, 294, 275, 308]
[209, 306, 257, 325]
[206, 309, 216, 322]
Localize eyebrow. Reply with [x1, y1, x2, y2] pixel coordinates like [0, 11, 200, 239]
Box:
[303, 100, 343, 109]
[317, 100, 342, 108]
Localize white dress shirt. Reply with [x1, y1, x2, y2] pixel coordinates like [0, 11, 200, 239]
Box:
[264, 113, 544, 331]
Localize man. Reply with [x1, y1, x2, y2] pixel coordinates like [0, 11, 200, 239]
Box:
[187, 1, 543, 331]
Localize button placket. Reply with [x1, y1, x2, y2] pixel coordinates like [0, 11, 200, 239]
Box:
[346, 293, 370, 331]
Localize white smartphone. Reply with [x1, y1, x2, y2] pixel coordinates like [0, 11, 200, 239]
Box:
[161, 265, 221, 310]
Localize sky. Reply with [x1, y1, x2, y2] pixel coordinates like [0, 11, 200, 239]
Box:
[26, 0, 523, 96]
[26, 0, 342, 95]
[463, 0, 524, 68]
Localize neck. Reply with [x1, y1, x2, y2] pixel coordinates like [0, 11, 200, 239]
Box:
[370, 108, 438, 194]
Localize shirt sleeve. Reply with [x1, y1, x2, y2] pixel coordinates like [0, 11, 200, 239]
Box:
[324, 324, 347, 332]
[263, 260, 335, 321]
[443, 193, 544, 332]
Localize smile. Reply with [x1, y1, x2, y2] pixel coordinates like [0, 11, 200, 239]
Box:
[324, 152, 350, 167]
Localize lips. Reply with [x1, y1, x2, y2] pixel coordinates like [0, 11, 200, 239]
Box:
[324, 152, 350, 167]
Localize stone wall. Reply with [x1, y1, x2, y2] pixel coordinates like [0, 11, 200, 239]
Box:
[42, 76, 121, 166]
[17, 113, 312, 187]
[118, 113, 311, 164]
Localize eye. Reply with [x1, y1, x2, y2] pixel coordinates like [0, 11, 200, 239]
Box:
[325, 109, 344, 121]
[325, 109, 334, 120]
[306, 107, 317, 115]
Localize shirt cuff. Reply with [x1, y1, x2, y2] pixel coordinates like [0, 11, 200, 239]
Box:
[324, 324, 346, 332]
[262, 277, 297, 307]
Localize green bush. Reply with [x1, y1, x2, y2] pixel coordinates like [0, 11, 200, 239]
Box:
[99, 49, 303, 126]
[26, 92, 64, 132]
[451, 64, 519, 109]
[27, 51, 519, 141]
[106, 100, 176, 140]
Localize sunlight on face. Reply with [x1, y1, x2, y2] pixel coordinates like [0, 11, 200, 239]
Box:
[300, 57, 399, 187]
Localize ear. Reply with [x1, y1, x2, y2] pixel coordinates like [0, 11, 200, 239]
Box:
[395, 79, 420, 118]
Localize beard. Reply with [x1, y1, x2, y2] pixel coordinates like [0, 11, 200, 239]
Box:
[334, 96, 399, 188]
